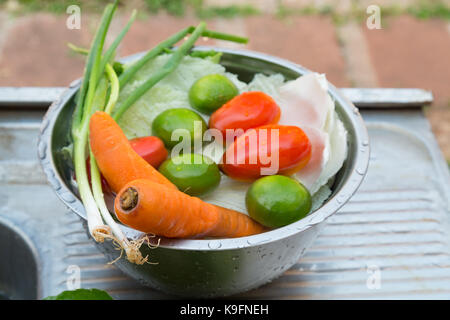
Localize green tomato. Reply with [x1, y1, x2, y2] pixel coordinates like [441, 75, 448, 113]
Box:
[189, 74, 238, 114]
[152, 108, 207, 150]
[246, 175, 312, 228]
[159, 153, 221, 196]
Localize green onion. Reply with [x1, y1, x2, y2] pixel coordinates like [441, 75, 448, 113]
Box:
[104, 63, 119, 114]
[113, 22, 207, 121]
[119, 26, 248, 88]
[71, 3, 116, 136]
[118, 27, 191, 88]
[188, 26, 248, 44]
[97, 9, 137, 87]
[67, 43, 89, 55]
[72, 3, 116, 243]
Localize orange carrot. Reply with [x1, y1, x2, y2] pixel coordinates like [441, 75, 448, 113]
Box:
[114, 179, 266, 238]
[89, 111, 176, 193]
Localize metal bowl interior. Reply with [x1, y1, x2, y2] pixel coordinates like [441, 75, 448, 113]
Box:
[42, 47, 370, 251]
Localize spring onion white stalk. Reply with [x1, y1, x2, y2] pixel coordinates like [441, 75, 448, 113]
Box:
[72, 3, 116, 242]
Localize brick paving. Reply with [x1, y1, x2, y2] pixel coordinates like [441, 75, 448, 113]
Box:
[364, 15, 450, 106]
[119, 12, 206, 57]
[245, 15, 350, 87]
[0, 13, 92, 86]
[0, 9, 448, 158]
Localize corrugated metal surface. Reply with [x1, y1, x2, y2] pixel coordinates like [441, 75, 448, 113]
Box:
[0, 90, 449, 299]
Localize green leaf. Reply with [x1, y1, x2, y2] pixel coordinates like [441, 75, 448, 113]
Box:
[44, 289, 113, 300]
[116, 53, 247, 139]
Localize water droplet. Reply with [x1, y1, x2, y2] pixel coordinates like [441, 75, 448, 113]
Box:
[336, 194, 347, 204]
[356, 167, 366, 175]
[362, 140, 369, 147]
[40, 118, 49, 132]
[47, 173, 61, 191]
[208, 241, 222, 249]
[353, 107, 359, 115]
[69, 79, 81, 88]
[60, 191, 76, 203]
[38, 141, 46, 159]
[247, 237, 271, 245]
[233, 267, 239, 272]
[231, 255, 239, 261]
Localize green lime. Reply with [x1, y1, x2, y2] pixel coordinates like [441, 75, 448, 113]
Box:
[152, 108, 207, 150]
[159, 153, 221, 196]
[189, 74, 238, 114]
[245, 175, 312, 228]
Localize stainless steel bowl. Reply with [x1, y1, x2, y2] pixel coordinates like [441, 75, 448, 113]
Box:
[38, 47, 370, 298]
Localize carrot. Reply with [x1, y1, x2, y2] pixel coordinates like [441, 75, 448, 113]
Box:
[114, 179, 266, 238]
[89, 111, 176, 193]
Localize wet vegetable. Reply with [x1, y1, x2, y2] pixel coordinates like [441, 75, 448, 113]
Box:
[159, 153, 221, 196]
[90, 111, 176, 193]
[221, 124, 312, 181]
[246, 175, 311, 228]
[152, 108, 207, 150]
[209, 91, 281, 139]
[129, 136, 168, 168]
[115, 179, 265, 238]
[189, 74, 238, 114]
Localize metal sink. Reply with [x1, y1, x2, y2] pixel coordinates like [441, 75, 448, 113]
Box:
[1, 87, 450, 299]
[0, 218, 39, 299]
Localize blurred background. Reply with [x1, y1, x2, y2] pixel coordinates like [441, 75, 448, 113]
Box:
[0, 0, 448, 162]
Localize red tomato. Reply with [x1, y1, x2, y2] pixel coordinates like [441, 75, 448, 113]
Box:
[209, 91, 281, 142]
[79, 136, 167, 198]
[129, 136, 168, 168]
[220, 125, 311, 181]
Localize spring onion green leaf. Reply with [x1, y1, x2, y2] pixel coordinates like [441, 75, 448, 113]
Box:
[113, 22, 207, 121]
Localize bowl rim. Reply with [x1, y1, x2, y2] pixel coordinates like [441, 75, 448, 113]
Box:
[38, 46, 370, 251]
